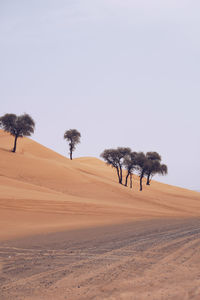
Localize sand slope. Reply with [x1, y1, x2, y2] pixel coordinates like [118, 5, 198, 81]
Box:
[0, 130, 200, 240]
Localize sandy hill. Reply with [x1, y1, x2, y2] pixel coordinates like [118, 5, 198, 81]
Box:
[0, 130, 199, 241]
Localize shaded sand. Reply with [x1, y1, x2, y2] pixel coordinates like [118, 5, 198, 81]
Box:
[0, 129, 200, 241]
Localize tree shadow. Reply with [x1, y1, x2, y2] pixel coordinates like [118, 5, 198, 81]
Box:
[0, 147, 13, 153]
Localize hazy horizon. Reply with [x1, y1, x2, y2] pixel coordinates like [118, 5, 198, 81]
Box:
[1, 0, 200, 190]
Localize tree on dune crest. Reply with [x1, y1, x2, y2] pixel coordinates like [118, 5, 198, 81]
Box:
[64, 129, 81, 160]
[100, 147, 131, 184]
[0, 113, 35, 153]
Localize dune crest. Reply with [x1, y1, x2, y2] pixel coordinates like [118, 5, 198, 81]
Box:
[0, 129, 200, 241]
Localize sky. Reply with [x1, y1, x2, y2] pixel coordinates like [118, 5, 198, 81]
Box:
[0, 0, 200, 190]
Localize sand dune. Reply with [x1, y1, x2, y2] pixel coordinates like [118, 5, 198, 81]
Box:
[0, 129, 200, 241]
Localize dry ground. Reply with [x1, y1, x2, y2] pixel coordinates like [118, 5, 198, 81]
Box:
[1, 217, 200, 300]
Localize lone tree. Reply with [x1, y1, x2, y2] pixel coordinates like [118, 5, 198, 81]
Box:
[100, 147, 131, 184]
[145, 152, 161, 185]
[123, 152, 138, 188]
[0, 113, 35, 153]
[64, 129, 81, 160]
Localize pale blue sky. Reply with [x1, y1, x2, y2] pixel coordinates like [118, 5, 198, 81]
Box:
[0, 0, 200, 189]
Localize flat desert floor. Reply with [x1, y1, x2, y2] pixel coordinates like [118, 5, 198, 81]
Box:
[1, 218, 200, 300]
[0, 130, 200, 299]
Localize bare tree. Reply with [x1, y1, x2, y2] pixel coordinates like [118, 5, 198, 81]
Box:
[64, 129, 81, 160]
[101, 147, 131, 184]
[123, 152, 137, 188]
[0, 113, 35, 153]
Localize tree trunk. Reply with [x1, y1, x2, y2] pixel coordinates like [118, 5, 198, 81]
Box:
[69, 143, 73, 160]
[12, 135, 18, 153]
[116, 167, 121, 183]
[119, 165, 123, 184]
[125, 171, 130, 187]
[140, 171, 144, 191]
[146, 172, 151, 185]
[130, 173, 133, 188]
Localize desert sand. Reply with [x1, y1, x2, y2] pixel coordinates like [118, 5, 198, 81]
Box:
[0, 130, 200, 299]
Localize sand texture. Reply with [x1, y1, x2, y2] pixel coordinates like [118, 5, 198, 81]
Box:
[0, 130, 200, 299]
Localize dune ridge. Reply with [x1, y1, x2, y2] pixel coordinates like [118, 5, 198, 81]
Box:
[0, 129, 200, 241]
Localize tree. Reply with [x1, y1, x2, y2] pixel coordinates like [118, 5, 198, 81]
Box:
[100, 149, 121, 183]
[100, 147, 131, 184]
[64, 129, 81, 160]
[116, 147, 131, 184]
[146, 152, 161, 185]
[0, 113, 35, 153]
[145, 152, 168, 185]
[145, 160, 161, 185]
[135, 152, 150, 191]
[123, 152, 138, 188]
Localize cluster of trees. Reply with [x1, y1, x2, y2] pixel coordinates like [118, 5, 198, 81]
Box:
[0, 113, 81, 158]
[101, 147, 167, 191]
[0, 113, 167, 191]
